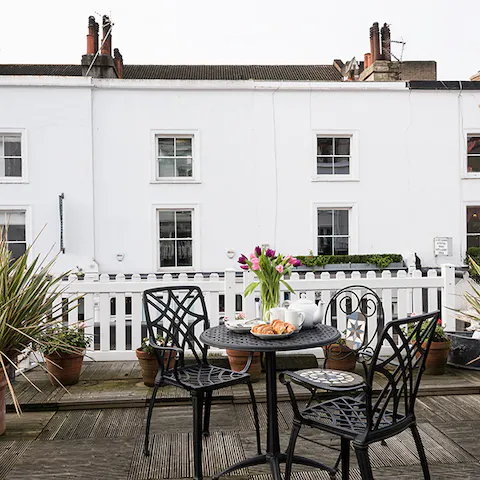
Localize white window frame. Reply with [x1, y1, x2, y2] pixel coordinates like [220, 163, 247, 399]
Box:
[312, 130, 359, 182]
[0, 129, 28, 183]
[0, 206, 31, 258]
[464, 202, 480, 256]
[464, 131, 480, 179]
[313, 203, 358, 255]
[151, 130, 200, 183]
[153, 204, 200, 271]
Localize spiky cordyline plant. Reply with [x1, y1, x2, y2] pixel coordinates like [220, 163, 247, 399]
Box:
[0, 234, 82, 414]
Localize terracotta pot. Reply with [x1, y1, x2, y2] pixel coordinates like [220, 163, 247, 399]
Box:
[423, 340, 451, 375]
[323, 344, 357, 372]
[0, 369, 7, 436]
[226, 350, 262, 382]
[45, 352, 84, 386]
[136, 349, 175, 387]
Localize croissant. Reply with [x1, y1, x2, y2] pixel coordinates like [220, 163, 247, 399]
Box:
[252, 324, 275, 334]
[271, 320, 288, 335]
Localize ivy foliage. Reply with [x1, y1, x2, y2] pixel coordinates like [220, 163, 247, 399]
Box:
[295, 253, 403, 270]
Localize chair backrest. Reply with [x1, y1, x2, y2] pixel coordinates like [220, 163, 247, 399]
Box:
[323, 285, 385, 353]
[363, 311, 440, 437]
[143, 286, 210, 366]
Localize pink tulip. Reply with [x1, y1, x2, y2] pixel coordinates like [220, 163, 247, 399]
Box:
[252, 262, 260, 271]
[276, 265, 284, 273]
[289, 257, 297, 265]
[250, 253, 257, 260]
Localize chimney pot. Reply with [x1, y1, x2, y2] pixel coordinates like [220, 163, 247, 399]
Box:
[86, 16, 96, 55]
[101, 15, 112, 56]
[381, 23, 392, 61]
[371, 22, 381, 62]
[364, 53, 372, 69]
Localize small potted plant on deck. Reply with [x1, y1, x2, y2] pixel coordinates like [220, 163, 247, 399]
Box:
[136, 335, 175, 387]
[323, 334, 358, 372]
[37, 323, 92, 386]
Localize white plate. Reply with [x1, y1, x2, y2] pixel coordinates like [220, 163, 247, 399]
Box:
[225, 318, 263, 333]
[250, 331, 295, 340]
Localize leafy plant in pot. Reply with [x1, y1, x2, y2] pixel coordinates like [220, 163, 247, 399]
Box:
[410, 315, 451, 375]
[37, 323, 91, 386]
[0, 232, 81, 435]
[323, 336, 358, 372]
[136, 335, 175, 387]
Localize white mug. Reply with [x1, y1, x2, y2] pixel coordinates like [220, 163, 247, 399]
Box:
[285, 310, 305, 330]
[267, 307, 286, 322]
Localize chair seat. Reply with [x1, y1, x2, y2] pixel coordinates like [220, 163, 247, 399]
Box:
[162, 364, 250, 391]
[300, 396, 405, 436]
[289, 368, 365, 391]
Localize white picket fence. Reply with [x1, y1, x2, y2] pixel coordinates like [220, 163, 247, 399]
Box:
[50, 265, 457, 361]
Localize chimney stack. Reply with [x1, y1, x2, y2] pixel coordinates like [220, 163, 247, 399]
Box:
[370, 22, 381, 62]
[381, 23, 391, 61]
[114, 48, 124, 79]
[86, 16, 97, 54]
[101, 15, 112, 56]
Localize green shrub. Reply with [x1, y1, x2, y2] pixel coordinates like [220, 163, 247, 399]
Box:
[467, 247, 480, 280]
[295, 253, 403, 270]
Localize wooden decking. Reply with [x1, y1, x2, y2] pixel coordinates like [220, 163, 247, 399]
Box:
[1, 361, 480, 479]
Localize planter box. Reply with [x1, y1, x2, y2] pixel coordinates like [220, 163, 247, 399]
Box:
[294, 262, 405, 272]
[447, 331, 480, 371]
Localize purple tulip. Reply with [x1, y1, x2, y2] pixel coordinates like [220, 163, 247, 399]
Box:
[238, 254, 247, 265]
[240, 265, 249, 270]
[293, 259, 302, 267]
[265, 248, 275, 258]
[255, 245, 262, 256]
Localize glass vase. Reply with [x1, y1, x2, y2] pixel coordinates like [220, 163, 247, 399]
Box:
[261, 281, 280, 323]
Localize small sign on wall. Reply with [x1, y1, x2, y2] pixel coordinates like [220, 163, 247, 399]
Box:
[433, 237, 452, 256]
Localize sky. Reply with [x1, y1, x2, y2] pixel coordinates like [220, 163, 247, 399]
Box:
[1, 0, 479, 80]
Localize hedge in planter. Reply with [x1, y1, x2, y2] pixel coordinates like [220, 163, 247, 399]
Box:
[295, 253, 403, 270]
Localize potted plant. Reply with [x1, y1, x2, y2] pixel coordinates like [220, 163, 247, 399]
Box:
[225, 313, 262, 382]
[411, 315, 451, 375]
[37, 323, 91, 386]
[136, 335, 175, 387]
[0, 233, 80, 435]
[323, 336, 357, 372]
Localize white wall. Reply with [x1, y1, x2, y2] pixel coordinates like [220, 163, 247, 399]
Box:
[1, 77, 479, 272]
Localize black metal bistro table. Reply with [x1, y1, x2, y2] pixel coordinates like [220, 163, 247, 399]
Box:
[200, 324, 341, 480]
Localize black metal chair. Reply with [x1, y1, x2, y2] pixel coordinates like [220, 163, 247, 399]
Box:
[281, 310, 440, 480]
[288, 286, 384, 401]
[142, 286, 261, 480]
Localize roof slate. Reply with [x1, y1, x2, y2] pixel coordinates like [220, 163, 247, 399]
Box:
[0, 64, 342, 81]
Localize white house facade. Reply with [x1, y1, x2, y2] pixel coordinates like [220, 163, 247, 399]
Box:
[0, 75, 479, 274]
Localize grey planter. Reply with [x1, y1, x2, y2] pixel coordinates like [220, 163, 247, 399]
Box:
[447, 331, 480, 371]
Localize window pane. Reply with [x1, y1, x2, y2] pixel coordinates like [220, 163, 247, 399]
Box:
[176, 158, 193, 177]
[334, 157, 350, 175]
[318, 237, 332, 255]
[5, 158, 22, 177]
[158, 158, 175, 177]
[5, 212, 25, 225]
[467, 235, 480, 248]
[467, 208, 480, 233]
[176, 138, 192, 156]
[334, 210, 349, 235]
[317, 138, 333, 156]
[8, 243, 26, 260]
[7, 225, 25, 241]
[159, 211, 175, 238]
[333, 237, 349, 255]
[334, 138, 350, 155]
[159, 240, 175, 267]
[467, 136, 480, 155]
[177, 240, 192, 266]
[4, 137, 21, 156]
[158, 138, 174, 157]
[468, 156, 480, 173]
[176, 211, 192, 238]
[318, 210, 333, 235]
[317, 157, 333, 175]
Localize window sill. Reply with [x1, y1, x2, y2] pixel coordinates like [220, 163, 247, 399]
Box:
[151, 179, 201, 184]
[461, 175, 480, 179]
[0, 179, 29, 184]
[311, 176, 359, 183]
[157, 267, 196, 272]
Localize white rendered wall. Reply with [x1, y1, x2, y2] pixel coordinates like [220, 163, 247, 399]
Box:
[1, 77, 479, 273]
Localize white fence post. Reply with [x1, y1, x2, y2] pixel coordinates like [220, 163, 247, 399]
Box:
[441, 264, 456, 332]
[224, 268, 236, 321]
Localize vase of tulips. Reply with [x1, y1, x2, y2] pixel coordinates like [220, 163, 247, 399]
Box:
[238, 246, 301, 323]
